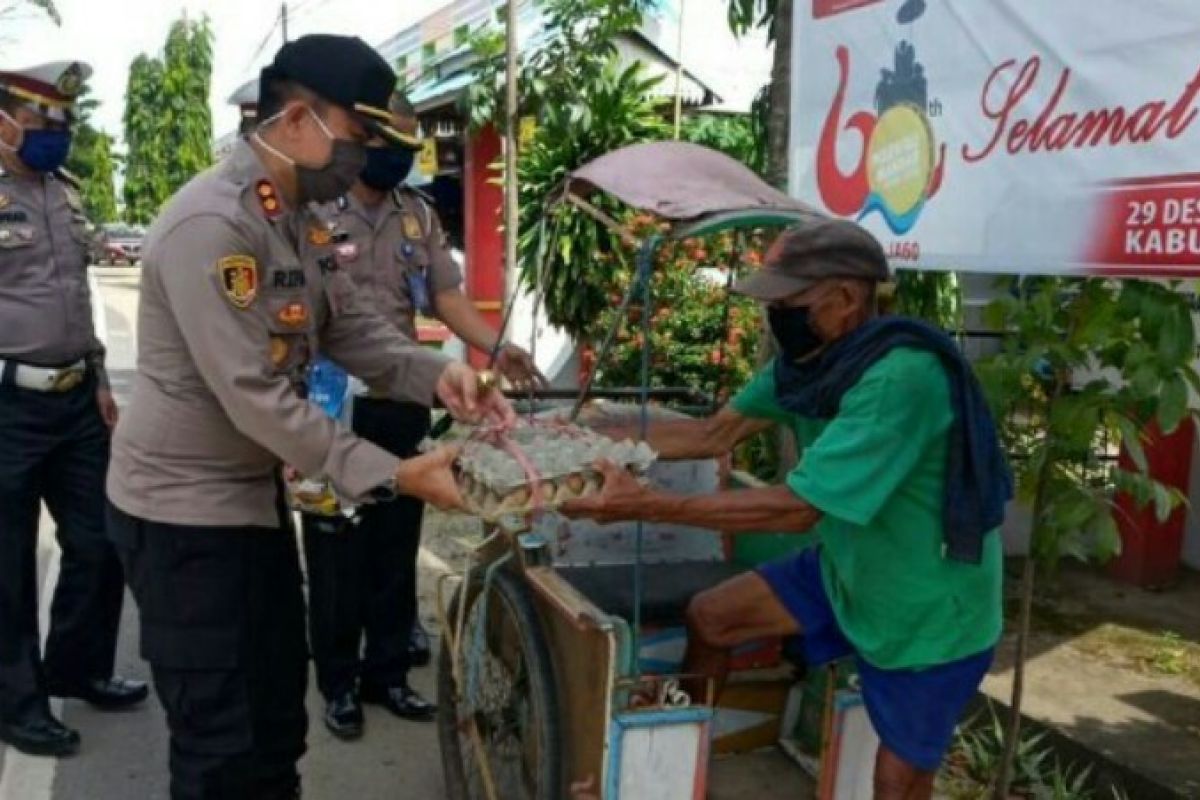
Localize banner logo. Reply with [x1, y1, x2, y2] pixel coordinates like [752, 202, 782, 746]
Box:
[817, 41, 946, 235]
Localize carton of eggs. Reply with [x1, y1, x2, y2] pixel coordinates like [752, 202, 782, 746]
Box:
[448, 422, 656, 521]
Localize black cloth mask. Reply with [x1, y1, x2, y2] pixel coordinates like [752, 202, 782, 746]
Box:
[768, 305, 824, 363]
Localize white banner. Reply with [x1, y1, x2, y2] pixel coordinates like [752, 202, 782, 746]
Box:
[789, 0, 1200, 275]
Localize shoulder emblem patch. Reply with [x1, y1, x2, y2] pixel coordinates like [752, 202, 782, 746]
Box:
[308, 226, 332, 246]
[402, 214, 423, 241]
[277, 301, 310, 328]
[256, 179, 281, 219]
[269, 336, 290, 366]
[217, 255, 259, 308]
[0, 194, 9, 210]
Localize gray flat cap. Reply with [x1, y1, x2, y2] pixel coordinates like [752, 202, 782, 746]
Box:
[733, 217, 889, 301]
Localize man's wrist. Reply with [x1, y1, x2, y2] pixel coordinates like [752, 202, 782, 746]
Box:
[643, 488, 679, 525]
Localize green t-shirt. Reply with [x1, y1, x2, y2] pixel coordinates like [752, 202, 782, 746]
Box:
[731, 348, 1002, 670]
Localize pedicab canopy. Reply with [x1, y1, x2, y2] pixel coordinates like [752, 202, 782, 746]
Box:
[790, 0, 1200, 277]
[562, 141, 825, 239]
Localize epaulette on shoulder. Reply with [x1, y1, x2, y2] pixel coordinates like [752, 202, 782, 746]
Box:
[55, 167, 82, 190]
[393, 186, 433, 208]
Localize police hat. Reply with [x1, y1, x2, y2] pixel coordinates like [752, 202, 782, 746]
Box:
[733, 217, 890, 301]
[0, 60, 92, 124]
[259, 35, 418, 148]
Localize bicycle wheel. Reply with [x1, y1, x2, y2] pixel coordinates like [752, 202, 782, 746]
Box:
[438, 567, 563, 800]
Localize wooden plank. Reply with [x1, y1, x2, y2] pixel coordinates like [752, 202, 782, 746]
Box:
[527, 575, 616, 796]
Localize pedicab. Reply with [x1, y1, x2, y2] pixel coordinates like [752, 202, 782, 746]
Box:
[435, 142, 829, 800]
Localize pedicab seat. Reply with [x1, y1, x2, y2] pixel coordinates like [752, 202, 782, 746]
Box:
[557, 561, 748, 625]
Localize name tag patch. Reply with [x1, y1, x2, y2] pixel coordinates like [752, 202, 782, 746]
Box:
[272, 269, 306, 289]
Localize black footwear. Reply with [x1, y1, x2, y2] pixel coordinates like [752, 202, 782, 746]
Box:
[409, 620, 431, 668]
[360, 684, 436, 721]
[323, 691, 364, 740]
[0, 715, 81, 757]
[48, 677, 149, 710]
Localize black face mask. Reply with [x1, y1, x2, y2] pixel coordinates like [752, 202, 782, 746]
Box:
[768, 305, 824, 363]
[360, 146, 415, 192]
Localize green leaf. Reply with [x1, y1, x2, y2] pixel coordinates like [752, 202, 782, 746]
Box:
[1156, 301, 1196, 367]
[1115, 415, 1149, 473]
[1093, 510, 1122, 562]
[1158, 374, 1190, 434]
[1153, 482, 1178, 523]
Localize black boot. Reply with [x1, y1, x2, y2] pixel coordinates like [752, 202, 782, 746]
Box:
[0, 713, 81, 757]
[360, 683, 436, 721]
[323, 691, 364, 740]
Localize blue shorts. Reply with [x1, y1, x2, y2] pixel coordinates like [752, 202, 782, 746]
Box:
[758, 547, 993, 772]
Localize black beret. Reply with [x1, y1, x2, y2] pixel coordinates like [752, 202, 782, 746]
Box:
[260, 34, 417, 148]
[733, 217, 890, 301]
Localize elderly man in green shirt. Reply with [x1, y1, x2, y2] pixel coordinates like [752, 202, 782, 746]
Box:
[564, 218, 1011, 800]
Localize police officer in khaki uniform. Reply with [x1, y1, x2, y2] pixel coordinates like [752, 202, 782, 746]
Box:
[0, 60, 148, 759]
[301, 91, 543, 740]
[105, 35, 511, 800]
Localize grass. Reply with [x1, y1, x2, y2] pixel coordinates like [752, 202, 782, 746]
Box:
[1069, 625, 1200, 689]
[1002, 594, 1200, 690]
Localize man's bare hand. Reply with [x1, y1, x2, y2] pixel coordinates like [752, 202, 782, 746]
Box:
[494, 343, 547, 393]
[559, 460, 652, 524]
[436, 363, 517, 426]
[395, 446, 465, 511]
[97, 388, 119, 430]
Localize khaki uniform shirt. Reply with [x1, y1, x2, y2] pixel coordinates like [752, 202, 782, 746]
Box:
[107, 140, 451, 528]
[0, 166, 106, 377]
[307, 189, 462, 341]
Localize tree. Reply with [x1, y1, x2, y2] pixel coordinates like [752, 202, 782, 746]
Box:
[123, 55, 168, 224]
[680, 112, 764, 174]
[160, 15, 214, 193]
[727, 0, 790, 188]
[975, 277, 1197, 799]
[122, 14, 214, 223]
[466, 0, 667, 338]
[66, 85, 118, 222]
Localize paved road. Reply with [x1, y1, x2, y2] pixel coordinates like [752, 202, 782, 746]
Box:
[0, 268, 448, 800]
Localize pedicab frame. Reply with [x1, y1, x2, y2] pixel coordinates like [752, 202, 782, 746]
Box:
[435, 141, 826, 800]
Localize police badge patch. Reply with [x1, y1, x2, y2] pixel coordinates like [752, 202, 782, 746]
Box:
[402, 214, 423, 240]
[217, 255, 259, 308]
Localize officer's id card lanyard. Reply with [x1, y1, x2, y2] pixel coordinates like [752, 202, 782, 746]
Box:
[404, 266, 432, 315]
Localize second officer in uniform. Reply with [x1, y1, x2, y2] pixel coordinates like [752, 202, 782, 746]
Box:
[106, 35, 512, 799]
[302, 91, 543, 739]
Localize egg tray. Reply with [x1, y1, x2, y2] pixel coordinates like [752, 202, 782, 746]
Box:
[444, 421, 656, 522]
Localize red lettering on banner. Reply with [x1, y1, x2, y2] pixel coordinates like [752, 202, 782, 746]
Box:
[1087, 175, 1200, 274]
[963, 58, 1200, 163]
[812, 0, 885, 19]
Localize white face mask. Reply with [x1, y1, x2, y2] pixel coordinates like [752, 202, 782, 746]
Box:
[252, 105, 366, 204]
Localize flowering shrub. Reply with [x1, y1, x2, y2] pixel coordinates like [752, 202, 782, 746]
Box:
[591, 215, 766, 401]
[587, 215, 780, 479]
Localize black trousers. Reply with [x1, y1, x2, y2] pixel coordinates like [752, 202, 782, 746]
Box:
[302, 398, 430, 700]
[108, 502, 307, 800]
[0, 373, 123, 724]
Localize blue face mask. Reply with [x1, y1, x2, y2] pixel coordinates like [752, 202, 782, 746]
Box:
[1, 111, 72, 173]
[359, 146, 416, 192]
[17, 128, 72, 173]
